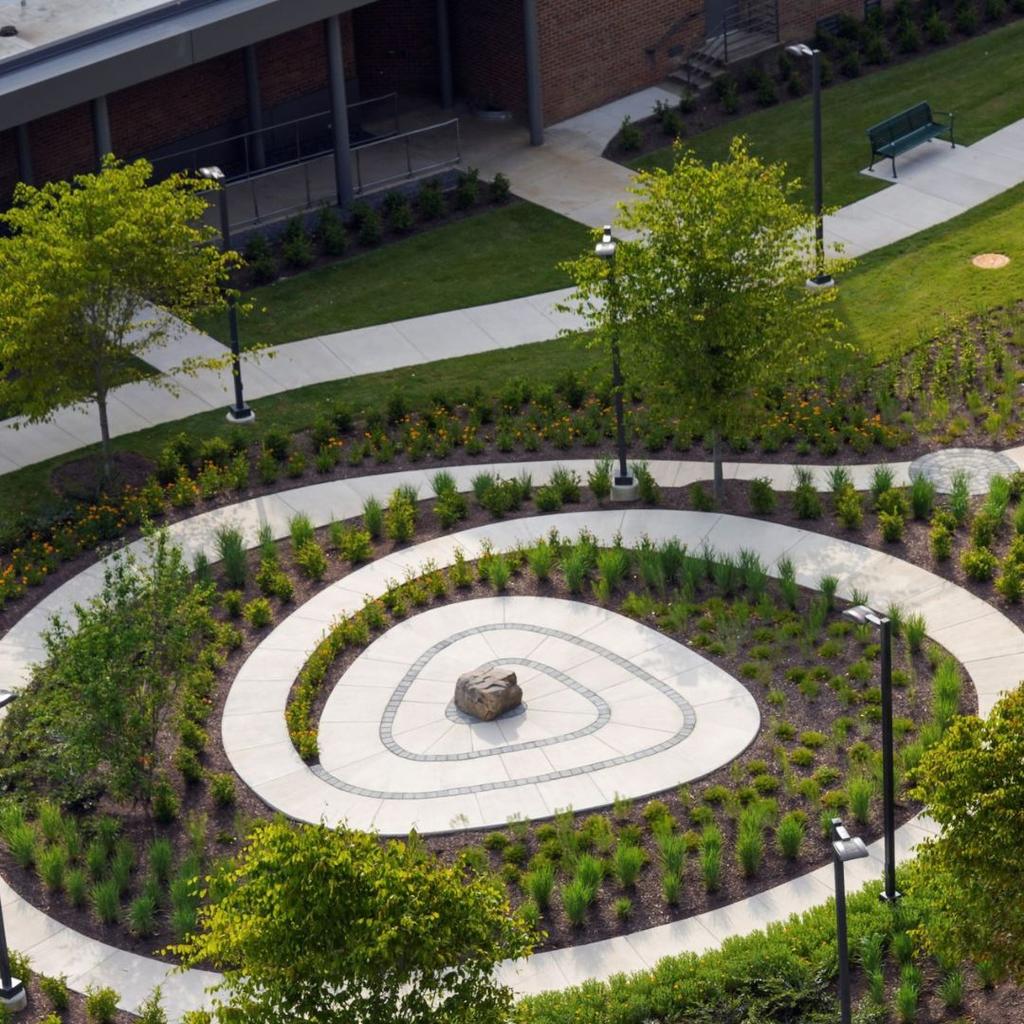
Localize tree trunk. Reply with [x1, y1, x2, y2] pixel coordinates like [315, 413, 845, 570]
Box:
[96, 392, 112, 485]
[711, 428, 724, 506]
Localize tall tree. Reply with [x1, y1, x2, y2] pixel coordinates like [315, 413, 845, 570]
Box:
[0, 157, 237, 479]
[0, 530, 214, 808]
[911, 683, 1024, 981]
[172, 820, 537, 1024]
[562, 137, 846, 501]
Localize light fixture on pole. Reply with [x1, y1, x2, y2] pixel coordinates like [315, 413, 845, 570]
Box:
[843, 602, 900, 904]
[0, 898, 26, 1012]
[831, 817, 870, 1024]
[594, 226, 638, 502]
[198, 166, 255, 424]
[786, 43, 834, 290]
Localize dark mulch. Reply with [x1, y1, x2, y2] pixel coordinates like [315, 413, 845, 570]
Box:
[50, 451, 156, 504]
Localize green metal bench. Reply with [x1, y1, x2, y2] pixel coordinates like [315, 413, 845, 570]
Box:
[867, 102, 954, 178]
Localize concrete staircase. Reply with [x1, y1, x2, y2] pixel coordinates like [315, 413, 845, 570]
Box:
[667, 0, 778, 93]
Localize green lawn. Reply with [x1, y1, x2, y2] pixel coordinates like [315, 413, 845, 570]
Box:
[195, 201, 591, 348]
[0, 334, 596, 529]
[633, 19, 1024, 208]
[836, 182, 1024, 357]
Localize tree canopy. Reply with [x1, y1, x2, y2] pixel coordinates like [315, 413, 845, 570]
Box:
[173, 820, 537, 1024]
[0, 157, 237, 477]
[911, 682, 1024, 981]
[561, 137, 847, 499]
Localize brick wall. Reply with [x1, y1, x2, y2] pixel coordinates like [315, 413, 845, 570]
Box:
[28, 105, 95, 187]
[354, 0, 439, 99]
[109, 51, 247, 158]
[0, 129, 18, 205]
[450, 0, 528, 117]
[537, 0, 703, 124]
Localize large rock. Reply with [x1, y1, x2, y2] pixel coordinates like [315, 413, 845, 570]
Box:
[455, 667, 521, 721]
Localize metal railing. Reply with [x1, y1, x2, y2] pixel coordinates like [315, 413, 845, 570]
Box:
[704, 0, 779, 64]
[148, 93, 400, 184]
[353, 118, 461, 195]
[216, 117, 462, 230]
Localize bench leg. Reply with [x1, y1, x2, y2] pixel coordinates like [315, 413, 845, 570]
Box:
[891, 154, 897, 179]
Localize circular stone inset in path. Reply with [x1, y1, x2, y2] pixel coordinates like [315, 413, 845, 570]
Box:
[908, 447, 1019, 494]
[311, 597, 760, 834]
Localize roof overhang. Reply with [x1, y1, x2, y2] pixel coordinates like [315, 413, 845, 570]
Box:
[0, 0, 375, 132]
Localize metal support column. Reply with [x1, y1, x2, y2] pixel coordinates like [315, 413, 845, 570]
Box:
[15, 125, 33, 185]
[92, 95, 113, 168]
[325, 15, 354, 206]
[523, 0, 544, 146]
[243, 45, 267, 170]
[437, 0, 454, 109]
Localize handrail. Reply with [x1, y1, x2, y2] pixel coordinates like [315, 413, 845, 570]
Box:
[146, 93, 401, 184]
[208, 117, 462, 231]
[151, 93, 399, 172]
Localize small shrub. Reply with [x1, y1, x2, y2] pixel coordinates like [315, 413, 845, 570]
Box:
[750, 477, 776, 515]
[618, 115, 642, 151]
[455, 166, 481, 209]
[524, 862, 555, 910]
[612, 842, 646, 888]
[243, 597, 273, 628]
[490, 172, 512, 203]
[879, 510, 905, 543]
[961, 545, 998, 581]
[90, 879, 120, 924]
[561, 877, 594, 926]
[40, 974, 70, 1011]
[209, 772, 237, 807]
[775, 812, 805, 860]
[85, 985, 120, 1024]
[315, 205, 348, 256]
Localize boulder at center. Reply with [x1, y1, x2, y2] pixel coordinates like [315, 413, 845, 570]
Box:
[454, 667, 522, 721]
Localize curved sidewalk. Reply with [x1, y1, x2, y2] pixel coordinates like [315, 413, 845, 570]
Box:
[5, 111, 1024, 476]
[0, 460, 1020, 1018]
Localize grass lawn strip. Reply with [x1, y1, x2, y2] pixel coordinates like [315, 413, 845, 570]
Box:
[194, 201, 590, 349]
[632, 18, 1024, 208]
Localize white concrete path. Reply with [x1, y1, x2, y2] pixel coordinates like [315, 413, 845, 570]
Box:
[227, 591, 757, 836]
[4, 97, 1024, 477]
[0, 460, 1021, 1017]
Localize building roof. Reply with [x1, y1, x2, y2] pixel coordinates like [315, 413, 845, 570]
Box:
[0, 0, 166, 64]
[0, 0, 368, 132]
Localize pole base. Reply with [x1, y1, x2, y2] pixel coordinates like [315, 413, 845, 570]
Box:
[611, 478, 639, 502]
[0, 979, 26, 1011]
[879, 889, 903, 904]
[226, 407, 256, 424]
[806, 274, 836, 290]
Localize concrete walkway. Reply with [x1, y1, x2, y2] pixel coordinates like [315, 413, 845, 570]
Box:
[4, 96, 1024, 477]
[0, 458, 1020, 1018]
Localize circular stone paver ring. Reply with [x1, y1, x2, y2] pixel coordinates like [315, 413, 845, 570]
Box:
[231, 596, 760, 835]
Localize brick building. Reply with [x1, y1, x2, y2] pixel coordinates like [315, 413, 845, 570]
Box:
[0, 0, 874, 209]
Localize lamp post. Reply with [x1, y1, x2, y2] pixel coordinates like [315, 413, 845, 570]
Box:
[594, 226, 638, 502]
[786, 44, 834, 289]
[832, 817, 870, 1024]
[198, 166, 255, 424]
[0, 897, 26, 1012]
[843, 603, 900, 904]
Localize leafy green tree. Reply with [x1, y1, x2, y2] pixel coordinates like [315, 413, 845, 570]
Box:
[173, 820, 537, 1024]
[0, 157, 237, 478]
[562, 137, 846, 501]
[0, 530, 214, 807]
[911, 683, 1024, 980]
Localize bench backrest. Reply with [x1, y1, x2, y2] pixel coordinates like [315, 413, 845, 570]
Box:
[867, 102, 933, 146]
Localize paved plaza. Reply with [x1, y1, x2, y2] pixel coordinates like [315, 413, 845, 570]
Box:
[232, 596, 756, 834]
